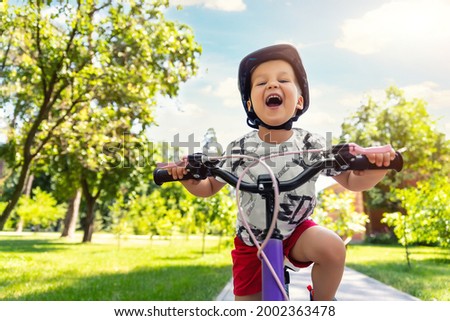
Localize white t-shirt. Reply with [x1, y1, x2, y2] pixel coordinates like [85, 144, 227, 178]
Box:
[218, 128, 341, 246]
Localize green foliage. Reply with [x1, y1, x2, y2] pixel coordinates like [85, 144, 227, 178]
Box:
[382, 173, 450, 247]
[0, 0, 202, 233]
[124, 187, 180, 238]
[110, 183, 237, 239]
[314, 189, 369, 243]
[340, 85, 449, 255]
[15, 188, 66, 228]
[186, 188, 237, 235]
[108, 193, 133, 239]
[340, 86, 449, 209]
[102, 128, 238, 241]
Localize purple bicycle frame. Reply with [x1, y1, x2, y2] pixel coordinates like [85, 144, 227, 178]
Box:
[262, 238, 285, 300]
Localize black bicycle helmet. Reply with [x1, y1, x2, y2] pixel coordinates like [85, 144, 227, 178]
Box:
[238, 44, 309, 130]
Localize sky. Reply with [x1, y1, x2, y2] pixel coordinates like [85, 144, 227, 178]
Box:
[148, 0, 450, 150]
[1, 0, 449, 150]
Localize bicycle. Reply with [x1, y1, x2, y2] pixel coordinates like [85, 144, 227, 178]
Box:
[153, 143, 404, 301]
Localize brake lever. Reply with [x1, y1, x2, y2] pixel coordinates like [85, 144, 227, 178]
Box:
[185, 153, 222, 179]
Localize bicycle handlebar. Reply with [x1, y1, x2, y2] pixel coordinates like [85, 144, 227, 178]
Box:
[153, 143, 404, 190]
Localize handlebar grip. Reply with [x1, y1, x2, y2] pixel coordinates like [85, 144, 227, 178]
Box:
[153, 168, 198, 186]
[346, 152, 403, 172]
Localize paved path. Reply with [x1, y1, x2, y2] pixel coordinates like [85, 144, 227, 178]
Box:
[216, 265, 419, 301]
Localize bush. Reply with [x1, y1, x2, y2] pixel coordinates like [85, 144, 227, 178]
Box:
[314, 189, 369, 244]
[15, 188, 66, 229]
[383, 173, 450, 248]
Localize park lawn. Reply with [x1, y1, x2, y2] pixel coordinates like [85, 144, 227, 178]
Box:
[346, 244, 449, 301]
[0, 232, 233, 301]
[0, 233, 448, 301]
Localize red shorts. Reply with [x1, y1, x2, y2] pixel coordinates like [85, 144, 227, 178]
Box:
[231, 219, 317, 297]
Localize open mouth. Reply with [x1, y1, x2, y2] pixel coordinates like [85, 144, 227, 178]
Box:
[265, 94, 283, 107]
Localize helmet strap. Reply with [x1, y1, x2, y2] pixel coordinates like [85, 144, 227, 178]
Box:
[254, 117, 294, 130]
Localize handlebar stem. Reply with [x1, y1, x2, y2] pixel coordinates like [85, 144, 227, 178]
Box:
[257, 174, 283, 240]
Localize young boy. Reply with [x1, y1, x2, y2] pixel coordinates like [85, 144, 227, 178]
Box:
[168, 44, 395, 301]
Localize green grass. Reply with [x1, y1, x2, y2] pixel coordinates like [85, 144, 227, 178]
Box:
[0, 232, 233, 301]
[1, 233, 448, 301]
[346, 244, 449, 301]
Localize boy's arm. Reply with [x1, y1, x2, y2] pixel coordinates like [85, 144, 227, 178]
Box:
[333, 169, 388, 192]
[167, 166, 226, 197]
[332, 149, 395, 192]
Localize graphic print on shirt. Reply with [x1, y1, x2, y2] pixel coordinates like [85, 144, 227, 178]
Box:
[219, 128, 340, 246]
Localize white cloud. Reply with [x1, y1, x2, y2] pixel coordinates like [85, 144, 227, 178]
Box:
[209, 77, 241, 108]
[335, 0, 450, 58]
[351, 81, 450, 114]
[147, 100, 208, 146]
[304, 81, 450, 139]
[402, 82, 450, 110]
[170, 0, 246, 12]
[302, 110, 338, 128]
[156, 94, 205, 117]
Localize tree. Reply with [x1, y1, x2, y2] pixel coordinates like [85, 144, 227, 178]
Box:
[340, 86, 449, 232]
[382, 173, 449, 248]
[0, 0, 201, 232]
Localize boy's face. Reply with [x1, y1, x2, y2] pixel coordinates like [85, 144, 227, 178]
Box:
[247, 59, 303, 128]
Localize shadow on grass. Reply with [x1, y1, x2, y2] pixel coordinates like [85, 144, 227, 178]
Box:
[0, 239, 80, 254]
[418, 257, 450, 265]
[7, 264, 231, 301]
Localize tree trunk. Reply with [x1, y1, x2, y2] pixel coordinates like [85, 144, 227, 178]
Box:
[0, 160, 31, 230]
[82, 195, 96, 243]
[81, 178, 99, 243]
[15, 173, 35, 233]
[15, 220, 24, 233]
[61, 188, 82, 238]
[24, 173, 34, 196]
[201, 228, 206, 256]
